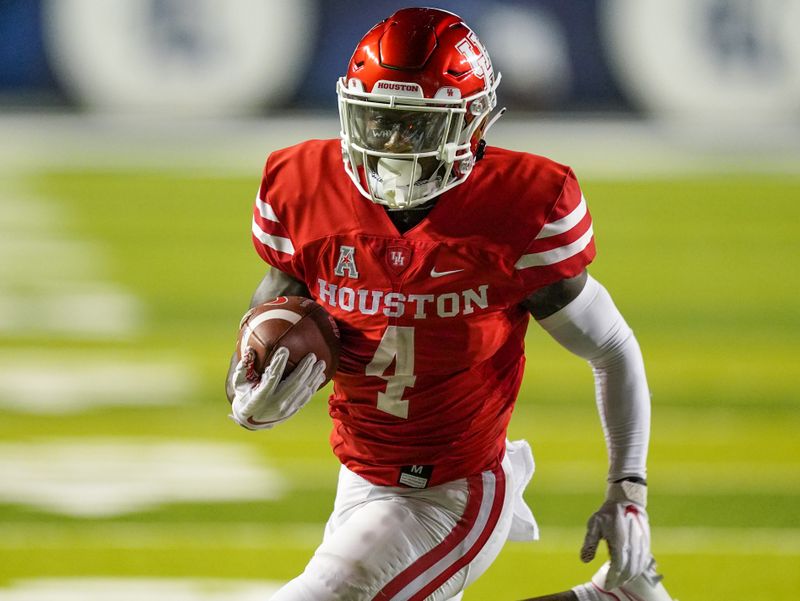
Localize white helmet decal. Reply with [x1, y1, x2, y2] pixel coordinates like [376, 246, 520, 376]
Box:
[455, 32, 494, 85]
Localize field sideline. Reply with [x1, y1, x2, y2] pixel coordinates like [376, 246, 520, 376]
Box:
[0, 128, 798, 600]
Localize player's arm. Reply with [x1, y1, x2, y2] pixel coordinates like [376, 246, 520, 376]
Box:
[523, 270, 652, 589]
[522, 270, 587, 320]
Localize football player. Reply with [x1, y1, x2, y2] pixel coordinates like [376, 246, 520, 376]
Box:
[226, 7, 677, 601]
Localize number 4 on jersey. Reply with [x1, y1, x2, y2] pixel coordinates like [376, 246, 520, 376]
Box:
[366, 326, 416, 419]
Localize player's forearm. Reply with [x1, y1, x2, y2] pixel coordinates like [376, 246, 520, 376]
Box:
[250, 267, 311, 305]
[536, 275, 650, 481]
[588, 324, 650, 481]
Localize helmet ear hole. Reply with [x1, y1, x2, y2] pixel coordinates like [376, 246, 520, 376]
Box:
[475, 139, 487, 161]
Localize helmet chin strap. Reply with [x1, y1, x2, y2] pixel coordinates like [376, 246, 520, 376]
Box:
[375, 158, 423, 209]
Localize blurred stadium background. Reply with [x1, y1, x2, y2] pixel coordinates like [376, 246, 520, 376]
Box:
[0, 0, 798, 599]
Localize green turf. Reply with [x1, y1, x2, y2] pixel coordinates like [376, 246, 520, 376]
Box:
[0, 170, 798, 599]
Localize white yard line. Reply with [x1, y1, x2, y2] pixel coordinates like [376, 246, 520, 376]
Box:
[0, 354, 196, 413]
[0, 286, 143, 339]
[0, 440, 287, 516]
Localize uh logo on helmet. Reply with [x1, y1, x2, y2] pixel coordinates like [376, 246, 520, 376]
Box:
[337, 7, 501, 210]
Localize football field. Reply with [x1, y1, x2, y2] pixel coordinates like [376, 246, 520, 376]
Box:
[0, 124, 798, 600]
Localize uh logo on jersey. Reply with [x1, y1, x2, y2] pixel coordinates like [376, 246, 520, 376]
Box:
[324, 245, 490, 319]
[386, 245, 413, 276]
[334, 244, 412, 277]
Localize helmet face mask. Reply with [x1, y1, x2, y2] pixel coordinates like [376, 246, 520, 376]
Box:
[337, 8, 500, 210]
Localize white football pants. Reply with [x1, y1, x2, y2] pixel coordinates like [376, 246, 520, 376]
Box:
[269, 440, 537, 601]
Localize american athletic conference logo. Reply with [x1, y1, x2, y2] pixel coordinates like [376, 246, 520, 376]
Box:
[334, 245, 359, 279]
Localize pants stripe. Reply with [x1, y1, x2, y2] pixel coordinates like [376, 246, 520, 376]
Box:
[374, 463, 506, 600]
[409, 465, 506, 600]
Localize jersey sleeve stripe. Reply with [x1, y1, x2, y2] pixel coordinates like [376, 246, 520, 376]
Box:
[535, 194, 587, 240]
[252, 218, 295, 255]
[256, 197, 281, 223]
[514, 225, 594, 269]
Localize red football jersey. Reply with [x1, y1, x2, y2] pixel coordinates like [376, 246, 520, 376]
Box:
[251, 139, 595, 488]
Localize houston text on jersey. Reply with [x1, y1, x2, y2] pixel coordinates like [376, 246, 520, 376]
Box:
[317, 278, 489, 319]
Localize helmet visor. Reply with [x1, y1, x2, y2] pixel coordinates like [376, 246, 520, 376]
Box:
[348, 105, 451, 154]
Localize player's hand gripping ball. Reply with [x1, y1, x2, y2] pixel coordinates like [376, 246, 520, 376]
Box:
[236, 296, 340, 385]
[231, 296, 340, 430]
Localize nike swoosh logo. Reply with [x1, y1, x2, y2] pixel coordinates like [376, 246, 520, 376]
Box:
[246, 416, 275, 427]
[430, 268, 464, 278]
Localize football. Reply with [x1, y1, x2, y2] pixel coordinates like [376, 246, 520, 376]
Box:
[236, 296, 340, 384]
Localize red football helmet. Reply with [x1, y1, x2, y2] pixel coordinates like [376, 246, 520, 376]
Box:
[337, 7, 501, 209]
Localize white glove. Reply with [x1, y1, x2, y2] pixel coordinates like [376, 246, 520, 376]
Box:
[580, 480, 651, 589]
[229, 346, 326, 430]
